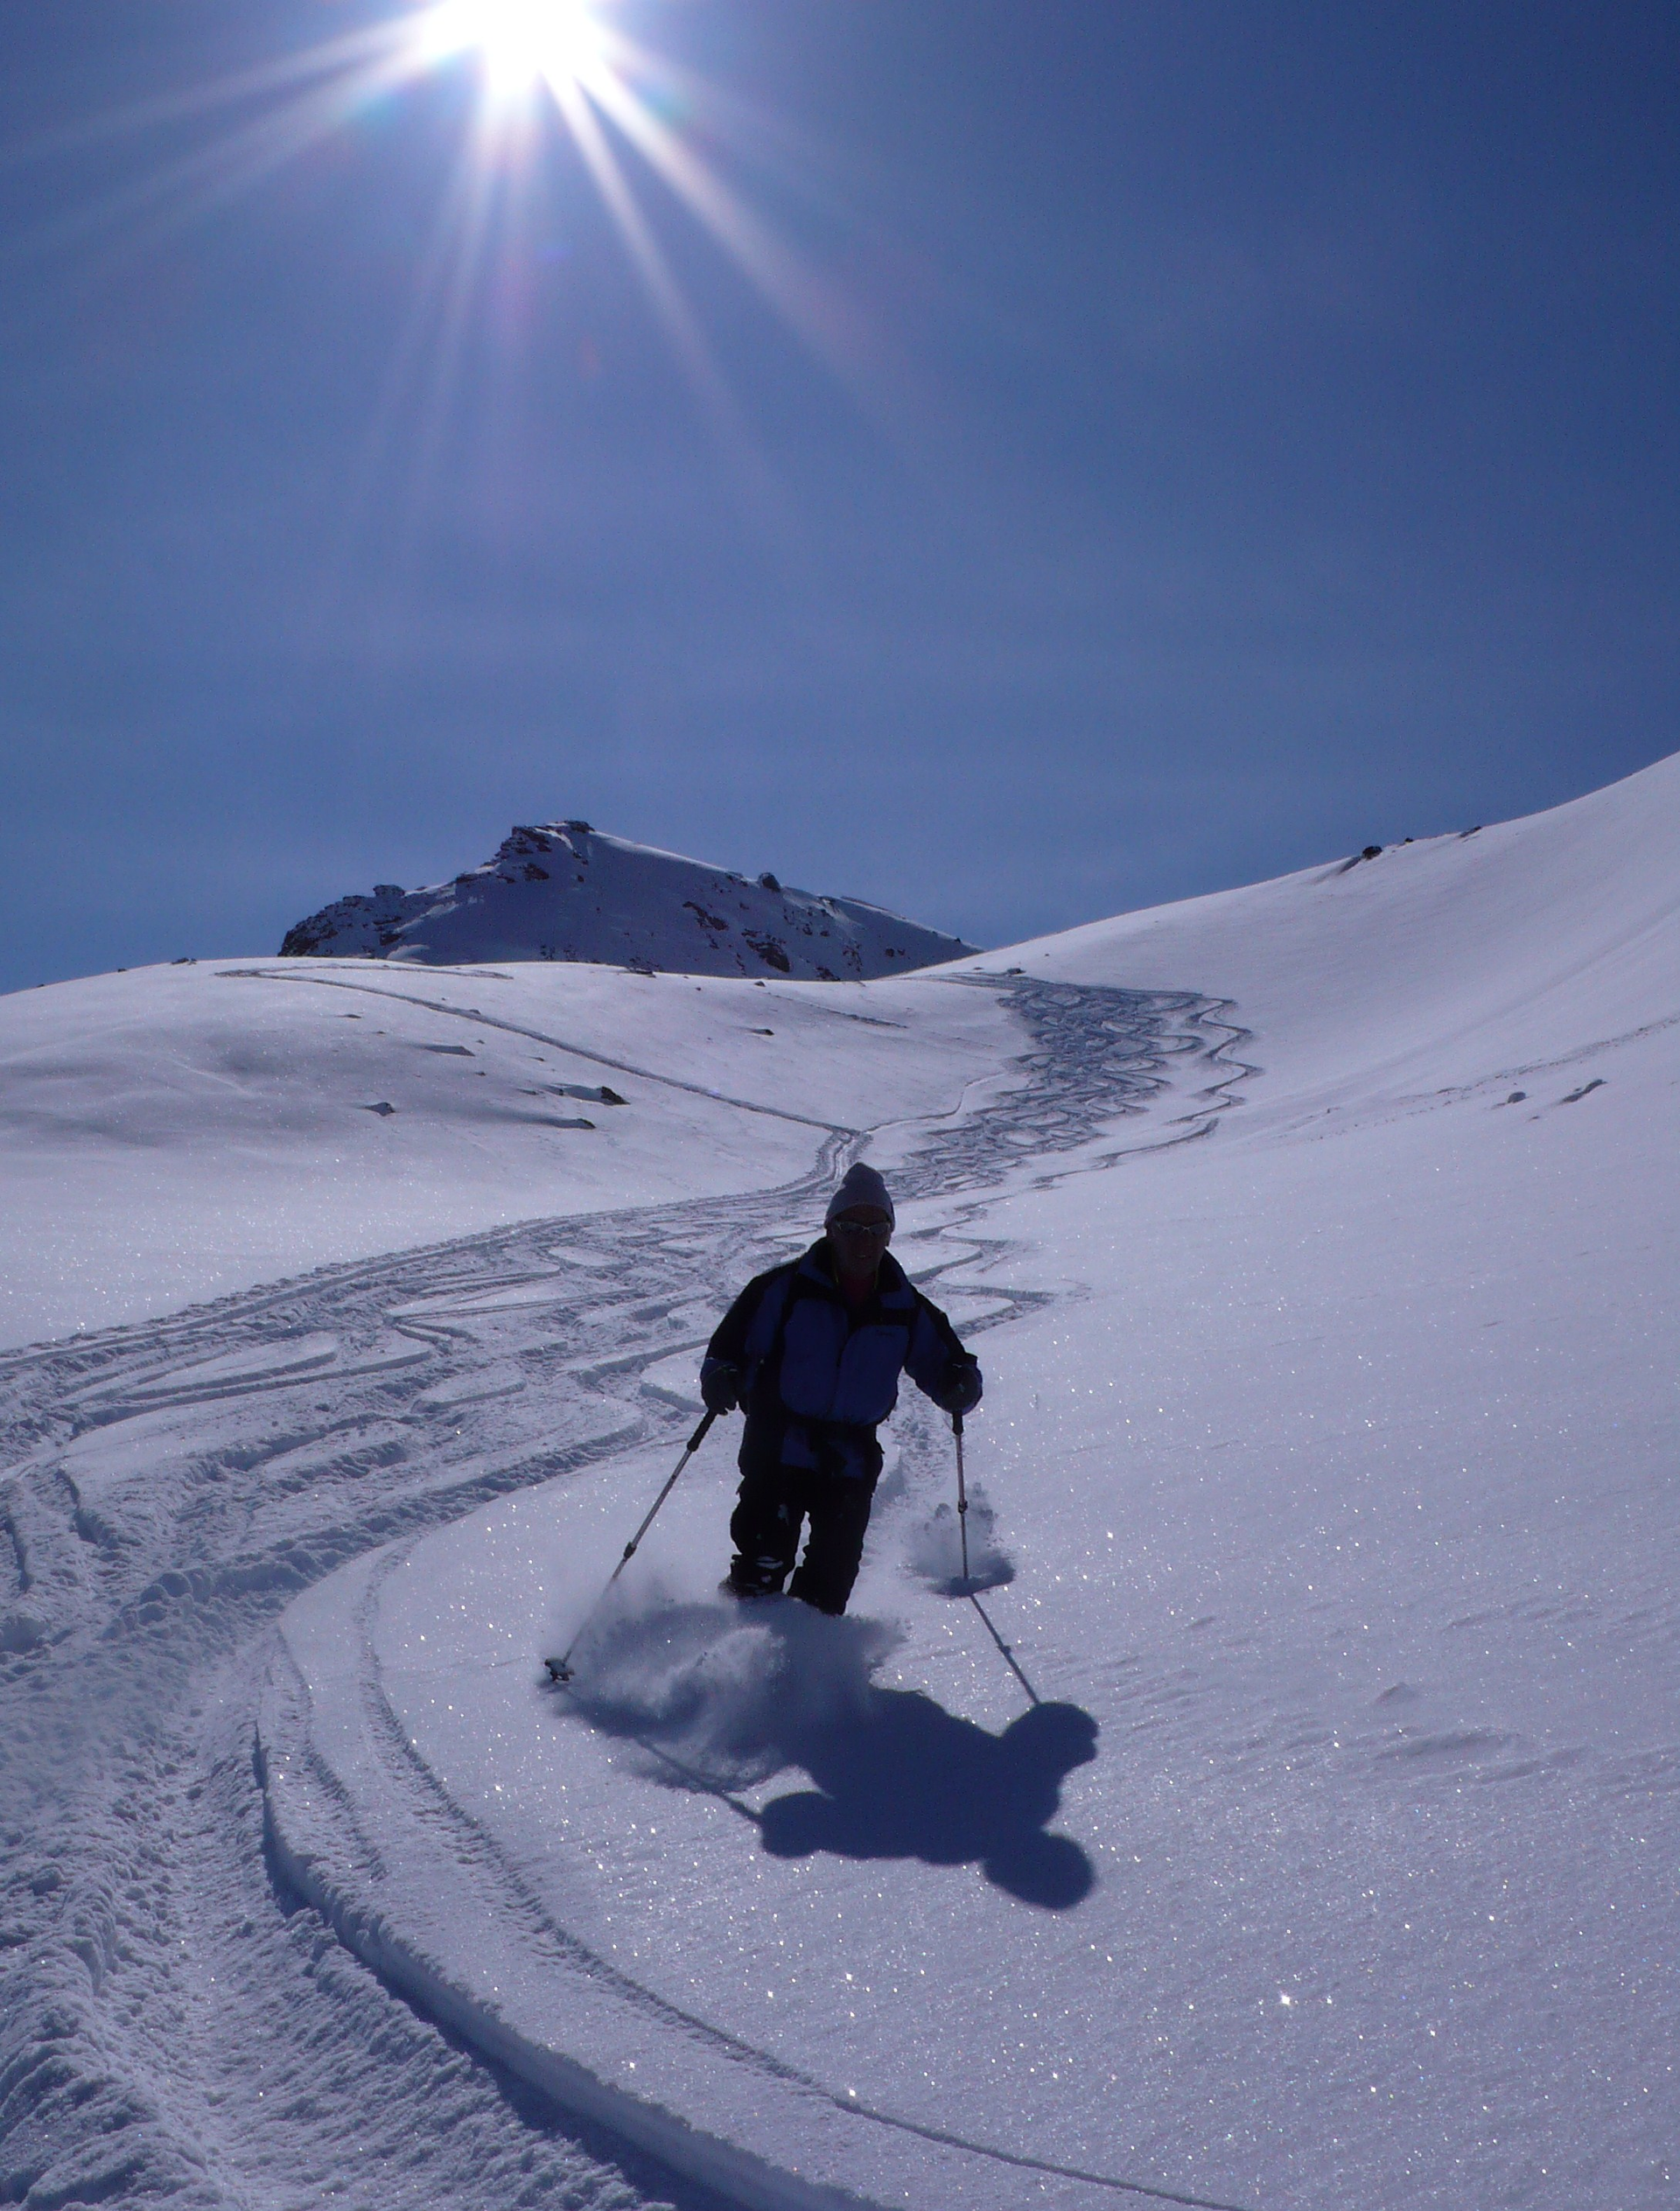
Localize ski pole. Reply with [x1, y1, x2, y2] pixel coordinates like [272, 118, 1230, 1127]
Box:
[953, 1410, 970, 1585]
[951, 1412, 1040, 1705]
[545, 1408, 717, 1683]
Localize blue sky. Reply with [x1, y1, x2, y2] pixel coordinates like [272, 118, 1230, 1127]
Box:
[1, 0, 1676, 990]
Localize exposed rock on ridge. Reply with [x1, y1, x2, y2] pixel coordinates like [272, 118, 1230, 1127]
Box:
[280, 821, 978, 978]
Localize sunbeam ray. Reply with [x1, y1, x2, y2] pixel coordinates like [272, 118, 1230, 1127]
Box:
[401, 108, 509, 552]
[552, 73, 742, 440]
[581, 52, 853, 376]
[300, 122, 508, 659]
[0, 0, 856, 587]
[1, 44, 424, 274]
[0, 20, 410, 171]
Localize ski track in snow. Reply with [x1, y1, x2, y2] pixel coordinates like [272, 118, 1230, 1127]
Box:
[0, 979, 1249, 2211]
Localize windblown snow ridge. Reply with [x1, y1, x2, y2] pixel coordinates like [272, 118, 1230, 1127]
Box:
[280, 822, 978, 978]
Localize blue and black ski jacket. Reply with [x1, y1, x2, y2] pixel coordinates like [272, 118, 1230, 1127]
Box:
[701, 1240, 980, 1480]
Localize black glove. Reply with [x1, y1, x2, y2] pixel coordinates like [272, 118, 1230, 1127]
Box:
[701, 1359, 742, 1416]
[942, 1357, 982, 1417]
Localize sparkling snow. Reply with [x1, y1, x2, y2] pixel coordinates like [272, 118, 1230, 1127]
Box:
[2, 757, 1675, 2209]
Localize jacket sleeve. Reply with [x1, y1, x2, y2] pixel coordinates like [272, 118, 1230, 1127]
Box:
[703, 1273, 760, 1388]
[700, 1267, 780, 1406]
[904, 1292, 982, 1414]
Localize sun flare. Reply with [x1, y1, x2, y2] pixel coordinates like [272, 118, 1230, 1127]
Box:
[29, 0, 856, 493]
[417, 0, 606, 94]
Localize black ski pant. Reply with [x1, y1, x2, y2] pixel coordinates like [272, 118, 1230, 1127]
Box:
[728, 1448, 879, 1615]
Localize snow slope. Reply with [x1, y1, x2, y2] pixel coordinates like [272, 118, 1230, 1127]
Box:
[0, 957, 1021, 1347]
[2, 755, 1675, 2211]
[279, 820, 978, 978]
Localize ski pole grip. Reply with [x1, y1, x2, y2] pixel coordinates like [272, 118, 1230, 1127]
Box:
[687, 1407, 718, 1454]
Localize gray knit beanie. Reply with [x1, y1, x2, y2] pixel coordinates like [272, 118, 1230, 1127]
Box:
[824, 1162, 895, 1228]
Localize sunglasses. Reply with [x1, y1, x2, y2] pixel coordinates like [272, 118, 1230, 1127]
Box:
[830, 1216, 892, 1240]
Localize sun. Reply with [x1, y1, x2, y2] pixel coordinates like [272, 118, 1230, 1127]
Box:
[416, 0, 607, 96]
[50, 0, 858, 477]
[12, 0, 859, 507]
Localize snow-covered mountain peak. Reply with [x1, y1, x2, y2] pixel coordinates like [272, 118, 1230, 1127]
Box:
[279, 820, 978, 977]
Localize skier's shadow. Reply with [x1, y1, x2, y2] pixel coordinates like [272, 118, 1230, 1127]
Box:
[758, 1688, 1099, 1910]
[559, 1599, 1098, 1910]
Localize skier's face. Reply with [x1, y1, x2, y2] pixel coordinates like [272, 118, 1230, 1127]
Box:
[830, 1208, 892, 1270]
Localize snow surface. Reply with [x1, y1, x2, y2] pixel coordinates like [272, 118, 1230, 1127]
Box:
[2, 755, 1676, 2210]
[278, 821, 978, 978]
[0, 958, 1020, 1347]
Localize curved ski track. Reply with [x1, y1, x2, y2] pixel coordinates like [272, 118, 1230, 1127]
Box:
[0, 979, 1253, 2211]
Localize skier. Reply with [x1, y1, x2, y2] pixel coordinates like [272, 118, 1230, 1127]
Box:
[700, 1163, 983, 1614]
